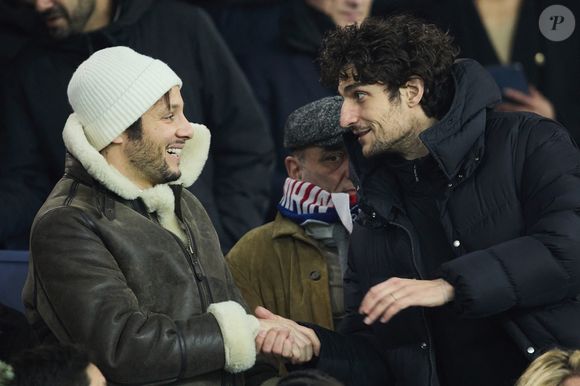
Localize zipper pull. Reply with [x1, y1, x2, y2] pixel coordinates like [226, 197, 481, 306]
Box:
[413, 163, 419, 182]
[192, 259, 205, 281]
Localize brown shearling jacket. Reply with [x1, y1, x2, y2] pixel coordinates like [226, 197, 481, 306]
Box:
[22, 155, 267, 386]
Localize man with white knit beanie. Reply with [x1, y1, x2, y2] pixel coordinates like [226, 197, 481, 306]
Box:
[22, 46, 301, 386]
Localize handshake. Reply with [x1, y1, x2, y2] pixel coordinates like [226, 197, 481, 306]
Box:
[254, 306, 320, 364]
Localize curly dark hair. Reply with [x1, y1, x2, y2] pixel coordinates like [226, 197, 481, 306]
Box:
[319, 15, 459, 119]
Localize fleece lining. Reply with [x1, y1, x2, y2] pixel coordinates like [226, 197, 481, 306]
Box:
[62, 113, 210, 238]
[207, 301, 259, 373]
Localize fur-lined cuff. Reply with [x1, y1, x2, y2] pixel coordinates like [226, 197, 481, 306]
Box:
[208, 301, 259, 373]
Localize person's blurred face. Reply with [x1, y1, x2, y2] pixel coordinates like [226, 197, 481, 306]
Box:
[562, 376, 580, 386]
[307, 0, 373, 27]
[86, 363, 107, 386]
[28, 0, 96, 39]
[287, 145, 355, 194]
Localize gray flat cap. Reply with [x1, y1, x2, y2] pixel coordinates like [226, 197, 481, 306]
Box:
[284, 96, 345, 150]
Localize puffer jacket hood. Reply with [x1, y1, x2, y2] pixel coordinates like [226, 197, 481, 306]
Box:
[418, 58, 500, 180]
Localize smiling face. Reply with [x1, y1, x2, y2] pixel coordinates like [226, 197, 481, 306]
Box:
[121, 86, 193, 188]
[562, 376, 580, 386]
[338, 70, 432, 160]
[286, 145, 355, 194]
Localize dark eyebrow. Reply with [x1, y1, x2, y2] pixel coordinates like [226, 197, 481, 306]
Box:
[342, 82, 367, 94]
[156, 103, 181, 116]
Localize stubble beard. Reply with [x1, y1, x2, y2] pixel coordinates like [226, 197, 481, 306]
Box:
[126, 137, 181, 186]
[366, 117, 423, 159]
[42, 0, 96, 39]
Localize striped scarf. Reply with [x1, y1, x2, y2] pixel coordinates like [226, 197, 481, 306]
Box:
[277, 178, 356, 232]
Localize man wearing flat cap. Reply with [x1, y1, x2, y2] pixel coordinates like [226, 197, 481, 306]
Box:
[226, 96, 356, 331]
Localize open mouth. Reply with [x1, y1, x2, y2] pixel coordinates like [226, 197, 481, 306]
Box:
[166, 147, 182, 159]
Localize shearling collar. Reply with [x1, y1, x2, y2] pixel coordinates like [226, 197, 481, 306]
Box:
[62, 113, 210, 228]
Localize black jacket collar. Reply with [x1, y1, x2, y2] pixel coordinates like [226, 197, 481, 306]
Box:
[349, 59, 501, 220]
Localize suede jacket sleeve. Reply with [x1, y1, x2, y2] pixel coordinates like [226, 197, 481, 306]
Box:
[29, 205, 247, 385]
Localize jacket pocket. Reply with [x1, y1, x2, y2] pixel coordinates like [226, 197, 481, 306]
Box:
[502, 298, 580, 360]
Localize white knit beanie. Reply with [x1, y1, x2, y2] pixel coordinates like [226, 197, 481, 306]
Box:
[67, 46, 183, 151]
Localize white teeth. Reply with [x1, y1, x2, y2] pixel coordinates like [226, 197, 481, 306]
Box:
[167, 148, 182, 156]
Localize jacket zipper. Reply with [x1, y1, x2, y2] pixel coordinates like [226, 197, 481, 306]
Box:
[133, 201, 211, 311]
[180, 221, 211, 311]
[388, 219, 438, 385]
[130, 202, 213, 382]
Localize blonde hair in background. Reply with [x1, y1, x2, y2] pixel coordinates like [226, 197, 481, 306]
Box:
[516, 349, 580, 386]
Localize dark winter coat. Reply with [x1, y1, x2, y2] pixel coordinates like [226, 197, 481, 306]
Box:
[308, 59, 580, 386]
[429, 0, 580, 142]
[216, 1, 336, 208]
[22, 118, 275, 385]
[0, 0, 274, 251]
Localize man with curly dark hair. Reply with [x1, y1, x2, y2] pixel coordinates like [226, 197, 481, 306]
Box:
[256, 14, 580, 386]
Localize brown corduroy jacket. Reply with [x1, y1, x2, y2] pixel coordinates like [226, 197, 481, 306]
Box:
[226, 214, 335, 330]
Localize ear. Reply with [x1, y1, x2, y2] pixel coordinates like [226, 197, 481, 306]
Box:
[285, 156, 302, 180]
[110, 133, 125, 145]
[401, 76, 425, 108]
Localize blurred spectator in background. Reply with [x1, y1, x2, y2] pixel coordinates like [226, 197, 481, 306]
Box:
[212, 0, 372, 218]
[429, 0, 580, 142]
[4, 344, 105, 386]
[0, 0, 39, 72]
[516, 349, 580, 386]
[0, 303, 36, 363]
[0, 0, 274, 252]
[227, 96, 355, 331]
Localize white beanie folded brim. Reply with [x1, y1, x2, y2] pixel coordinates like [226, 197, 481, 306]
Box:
[67, 46, 183, 151]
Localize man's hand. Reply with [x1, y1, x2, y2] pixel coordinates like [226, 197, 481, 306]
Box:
[255, 306, 320, 364]
[496, 86, 555, 119]
[359, 278, 454, 325]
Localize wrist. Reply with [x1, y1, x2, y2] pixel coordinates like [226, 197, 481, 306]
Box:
[437, 279, 455, 304]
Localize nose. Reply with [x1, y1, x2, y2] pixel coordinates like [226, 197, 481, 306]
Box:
[34, 0, 54, 13]
[339, 156, 356, 189]
[176, 113, 193, 140]
[340, 101, 358, 128]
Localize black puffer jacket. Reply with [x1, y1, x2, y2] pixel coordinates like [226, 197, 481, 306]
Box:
[309, 59, 580, 386]
[0, 0, 273, 251]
